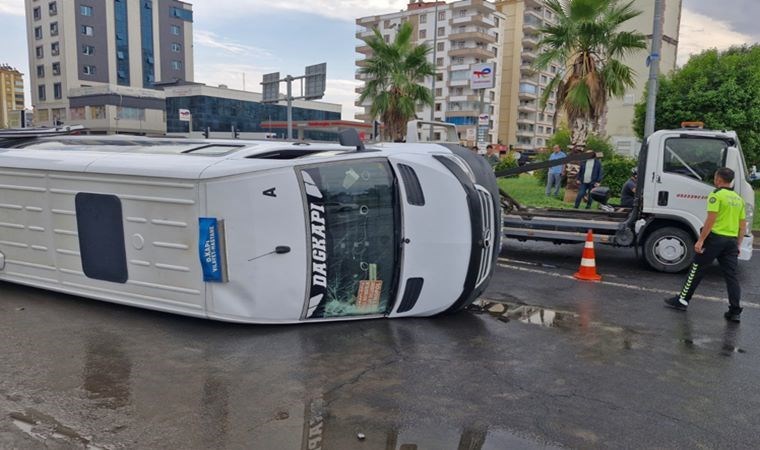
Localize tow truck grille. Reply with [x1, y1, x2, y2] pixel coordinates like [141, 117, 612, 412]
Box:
[475, 186, 495, 287]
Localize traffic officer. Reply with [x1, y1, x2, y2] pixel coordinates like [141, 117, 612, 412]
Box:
[664, 167, 748, 322]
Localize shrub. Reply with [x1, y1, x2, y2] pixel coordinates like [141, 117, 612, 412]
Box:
[494, 152, 520, 177]
[602, 155, 637, 196]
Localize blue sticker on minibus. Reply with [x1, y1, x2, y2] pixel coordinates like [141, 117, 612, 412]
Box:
[199, 217, 223, 282]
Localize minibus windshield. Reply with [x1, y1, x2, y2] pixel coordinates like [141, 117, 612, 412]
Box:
[299, 159, 400, 319]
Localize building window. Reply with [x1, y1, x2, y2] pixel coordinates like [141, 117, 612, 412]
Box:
[494, 17, 500, 27]
[171, 43, 182, 52]
[170, 7, 193, 21]
[383, 34, 389, 43]
[53, 82, 62, 100]
[81, 25, 94, 36]
[52, 62, 60, 76]
[82, 44, 95, 55]
[171, 60, 183, 70]
[437, 27, 445, 37]
[435, 103, 441, 112]
[48, 1, 57, 16]
[550, 65, 557, 74]
[81, 5, 93, 16]
[437, 42, 444, 51]
[436, 57, 444, 67]
[34, 26, 43, 40]
[70, 107, 86, 120]
[435, 88, 442, 97]
[436, 73, 443, 82]
[50, 22, 58, 36]
[171, 25, 181, 35]
[33, 7, 41, 20]
[117, 107, 145, 120]
[438, 11, 445, 21]
[90, 105, 106, 120]
[36, 65, 45, 78]
[35, 46, 44, 59]
[419, 14, 427, 24]
[51, 42, 59, 56]
[141, 0, 155, 87]
[384, 19, 391, 28]
[83, 65, 96, 75]
[419, 29, 426, 39]
[38, 85, 46, 101]
[453, 57, 464, 65]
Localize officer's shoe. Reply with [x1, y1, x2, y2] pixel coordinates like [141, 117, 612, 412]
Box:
[664, 296, 688, 311]
[724, 308, 742, 323]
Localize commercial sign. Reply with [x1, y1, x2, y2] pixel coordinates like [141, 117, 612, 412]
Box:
[198, 218, 226, 282]
[470, 63, 495, 90]
[178, 109, 192, 122]
[478, 114, 490, 126]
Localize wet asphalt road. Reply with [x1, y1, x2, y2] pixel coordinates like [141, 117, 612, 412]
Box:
[2, 240, 760, 449]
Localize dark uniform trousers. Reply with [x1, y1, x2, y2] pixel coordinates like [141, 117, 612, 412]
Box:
[678, 233, 741, 312]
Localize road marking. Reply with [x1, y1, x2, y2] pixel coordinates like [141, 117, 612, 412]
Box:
[496, 260, 760, 310]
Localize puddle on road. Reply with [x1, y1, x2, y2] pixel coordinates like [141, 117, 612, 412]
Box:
[470, 299, 747, 357]
[9, 410, 108, 449]
[468, 299, 651, 355]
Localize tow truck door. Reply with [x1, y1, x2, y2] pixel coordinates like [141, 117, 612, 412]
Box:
[652, 134, 729, 230]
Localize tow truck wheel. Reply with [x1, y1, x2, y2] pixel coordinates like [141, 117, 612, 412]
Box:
[643, 227, 695, 273]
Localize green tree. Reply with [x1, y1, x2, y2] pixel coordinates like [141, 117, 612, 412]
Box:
[357, 22, 435, 141]
[634, 45, 760, 165]
[536, 0, 647, 149]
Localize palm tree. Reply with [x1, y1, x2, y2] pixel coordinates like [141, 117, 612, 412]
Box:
[536, 0, 647, 149]
[358, 22, 435, 141]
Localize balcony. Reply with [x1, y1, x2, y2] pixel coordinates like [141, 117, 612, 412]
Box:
[518, 102, 537, 112]
[356, 45, 371, 54]
[448, 47, 496, 59]
[449, 95, 479, 102]
[355, 71, 369, 81]
[523, 17, 542, 32]
[451, 0, 497, 14]
[518, 90, 537, 100]
[451, 14, 493, 28]
[522, 34, 539, 47]
[448, 30, 497, 44]
[517, 115, 534, 125]
[446, 109, 479, 118]
[356, 59, 370, 68]
[355, 113, 372, 122]
[516, 128, 535, 137]
[355, 85, 364, 94]
[355, 29, 375, 40]
[521, 63, 536, 75]
[522, 49, 538, 61]
[447, 79, 469, 87]
[357, 16, 379, 25]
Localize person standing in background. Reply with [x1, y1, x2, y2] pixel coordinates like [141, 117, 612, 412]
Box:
[574, 153, 604, 209]
[545, 145, 567, 197]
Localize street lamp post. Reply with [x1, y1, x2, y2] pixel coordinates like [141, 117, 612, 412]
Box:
[429, 1, 439, 139]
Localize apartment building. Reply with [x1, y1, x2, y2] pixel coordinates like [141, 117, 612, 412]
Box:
[604, 0, 682, 156]
[494, 0, 560, 151]
[24, 0, 194, 134]
[355, 0, 505, 146]
[0, 65, 25, 129]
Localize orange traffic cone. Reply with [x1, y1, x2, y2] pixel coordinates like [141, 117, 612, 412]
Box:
[574, 230, 602, 281]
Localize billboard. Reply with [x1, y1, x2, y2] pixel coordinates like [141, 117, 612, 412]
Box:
[304, 63, 327, 100]
[262, 72, 281, 103]
[178, 109, 192, 122]
[470, 63, 495, 90]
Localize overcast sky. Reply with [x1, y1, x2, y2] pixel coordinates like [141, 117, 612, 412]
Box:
[0, 0, 757, 119]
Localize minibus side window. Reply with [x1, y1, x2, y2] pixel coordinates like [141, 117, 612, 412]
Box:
[75, 193, 129, 283]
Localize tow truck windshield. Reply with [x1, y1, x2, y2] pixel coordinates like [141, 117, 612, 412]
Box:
[299, 159, 400, 319]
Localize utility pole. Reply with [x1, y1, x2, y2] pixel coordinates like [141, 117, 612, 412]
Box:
[429, 1, 440, 139]
[644, 0, 665, 138]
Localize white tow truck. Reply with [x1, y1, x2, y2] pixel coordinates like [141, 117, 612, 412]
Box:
[501, 125, 755, 272]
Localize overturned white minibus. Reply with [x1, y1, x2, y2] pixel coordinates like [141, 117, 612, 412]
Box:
[0, 131, 500, 323]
